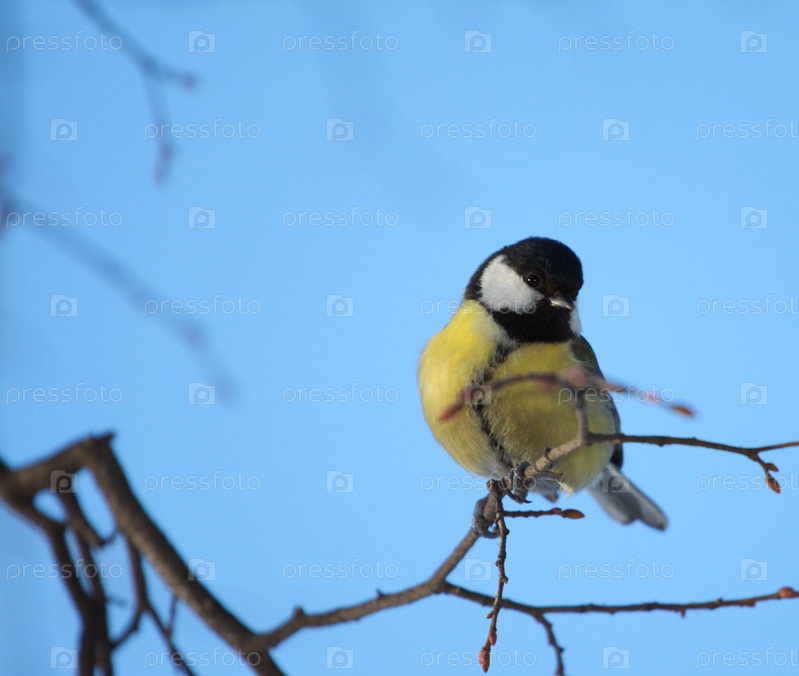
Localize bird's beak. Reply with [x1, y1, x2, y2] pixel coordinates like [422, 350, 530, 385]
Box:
[549, 294, 574, 311]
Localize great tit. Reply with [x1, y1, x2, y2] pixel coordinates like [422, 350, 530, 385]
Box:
[418, 237, 667, 532]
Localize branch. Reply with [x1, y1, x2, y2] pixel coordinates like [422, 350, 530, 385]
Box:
[441, 367, 797, 492]
[442, 581, 799, 617]
[587, 433, 793, 493]
[0, 436, 281, 675]
[3, 191, 236, 399]
[73, 0, 197, 182]
[256, 530, 479, 648]
[479, 481, 509, 672]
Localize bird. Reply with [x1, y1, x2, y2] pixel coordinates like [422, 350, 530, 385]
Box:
[418, 236, 667, 535]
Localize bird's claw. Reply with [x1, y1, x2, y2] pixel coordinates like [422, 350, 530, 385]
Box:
[472, 496, 500, 538]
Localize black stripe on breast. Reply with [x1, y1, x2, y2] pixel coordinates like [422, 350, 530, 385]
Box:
[470, 341, 516, 471]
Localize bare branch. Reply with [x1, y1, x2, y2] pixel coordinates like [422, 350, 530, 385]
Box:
[479, 481, 510, 672]
[73, 0, 197, 182]
[0, 436, 281, 675]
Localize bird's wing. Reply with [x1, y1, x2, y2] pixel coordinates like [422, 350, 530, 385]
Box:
[573, 336, 668, 530]
[570, 335, 623, 466]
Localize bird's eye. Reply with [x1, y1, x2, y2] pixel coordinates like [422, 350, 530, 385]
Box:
[524, 273, 541, 288]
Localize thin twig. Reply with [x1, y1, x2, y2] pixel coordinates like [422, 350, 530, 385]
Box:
[480, 481, 509, 672]
[73, 0, 197, 182]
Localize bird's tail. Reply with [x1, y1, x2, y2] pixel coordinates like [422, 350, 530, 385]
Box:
[588, 463, 668, 530]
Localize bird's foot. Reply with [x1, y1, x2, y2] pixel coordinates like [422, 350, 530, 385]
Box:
[472, 496, 500, 538]
[509, 463, 562, 502]
[508, 462, 532, 503]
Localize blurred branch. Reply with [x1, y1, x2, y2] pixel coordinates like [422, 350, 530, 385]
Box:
[73, 0, 197, 182]
[3, 190, 236, 398]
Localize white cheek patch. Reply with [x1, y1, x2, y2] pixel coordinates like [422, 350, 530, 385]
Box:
[479, 256, 542, 314]
[569, 302, 582, 335]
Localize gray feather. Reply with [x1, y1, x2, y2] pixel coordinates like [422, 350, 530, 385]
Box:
[588, 464, 668, 530]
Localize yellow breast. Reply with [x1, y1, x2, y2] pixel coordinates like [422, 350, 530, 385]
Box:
[418, 301, 615, 492]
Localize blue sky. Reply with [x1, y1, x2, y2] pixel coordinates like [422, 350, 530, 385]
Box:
[1, 1, 798, 674]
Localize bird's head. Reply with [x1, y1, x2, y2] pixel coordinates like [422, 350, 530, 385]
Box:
[464, 237, 583, 343]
